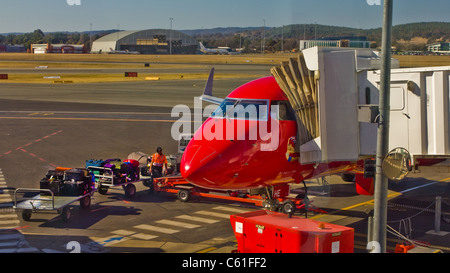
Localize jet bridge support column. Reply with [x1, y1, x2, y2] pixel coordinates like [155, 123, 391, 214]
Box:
[373, 0, 393, 254]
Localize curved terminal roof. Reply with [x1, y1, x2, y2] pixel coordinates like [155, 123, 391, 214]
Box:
[91, 29, 196, 53]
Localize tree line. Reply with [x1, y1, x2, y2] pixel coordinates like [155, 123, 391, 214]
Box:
[0, 29, 96, 50]
[197, 22, 450, 53]
[1, 22, 449, 53]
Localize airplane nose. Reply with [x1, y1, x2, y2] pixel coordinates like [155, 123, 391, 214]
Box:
[181, 144, 221, 184]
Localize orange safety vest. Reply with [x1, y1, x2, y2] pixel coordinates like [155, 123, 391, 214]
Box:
[151, 153, 167, 167]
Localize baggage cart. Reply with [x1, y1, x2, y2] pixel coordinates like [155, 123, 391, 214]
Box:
[40, 167, 95, 197]
[14, 188, 94, 222]
[87, 158, 145, 197]
[87, 165, 143, 197]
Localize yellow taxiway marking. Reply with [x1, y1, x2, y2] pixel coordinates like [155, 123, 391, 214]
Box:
[0, 115, 204, 123]
[27, 112, 54, 116]
[310, 192, 401, 220]
[311, 177, 450, 220]
[196, 247, 217, 253]
[0, 116, 178, 123]
[338, 192, 401, 212]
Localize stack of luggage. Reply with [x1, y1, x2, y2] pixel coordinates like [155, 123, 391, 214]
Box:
[40, 167, 95, 196]
[85, 158, 140, 185]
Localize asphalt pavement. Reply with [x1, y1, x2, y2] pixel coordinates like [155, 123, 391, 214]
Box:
[0, 74, 263, 254]
[0, 64, 449, 255]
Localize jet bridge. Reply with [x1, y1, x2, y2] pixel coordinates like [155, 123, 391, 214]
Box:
[272, 47, 449, 169]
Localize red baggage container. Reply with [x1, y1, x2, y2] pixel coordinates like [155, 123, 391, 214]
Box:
[230, 210, 354, 253]
[124, 159, 140, 168]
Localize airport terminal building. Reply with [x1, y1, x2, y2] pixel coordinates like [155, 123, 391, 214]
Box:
[299, 36, 372, 51]
[31, 44, 87, 54]
[426, 42, 450, 54]
[91, 29, 198, 54]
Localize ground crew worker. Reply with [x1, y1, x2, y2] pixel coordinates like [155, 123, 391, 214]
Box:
[150, 146, 168, 178]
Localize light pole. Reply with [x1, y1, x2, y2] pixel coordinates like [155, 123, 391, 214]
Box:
[89, 23, 93, 52]
[262, 19, 266, 54]
[372, 0, 393, 253]
[239, 33, 242, 51]
[116, 24, 120, 50]
[169, 17, 174, 55]
[314, 22, 317, 40]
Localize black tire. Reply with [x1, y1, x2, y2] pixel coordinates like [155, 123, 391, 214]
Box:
[282, 200, 296, 214]
[177, 189, 190, 202]
[125, 184, 136, 198]
[80, 195, 91, 209]
[97, 186, 108, 195]
[22, 210, 32, 221]
[147, 179, 154, 195]
[341, 173, 356, 182]
[142, 178, 152, 187]
[141, 166, 151, 177]
[61, 207, 71, 223]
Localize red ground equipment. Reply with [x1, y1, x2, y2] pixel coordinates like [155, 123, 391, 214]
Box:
[151, 176, 326, 214]
[230, 210, 354, 253]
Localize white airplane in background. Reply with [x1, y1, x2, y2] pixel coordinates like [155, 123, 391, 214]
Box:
[199, 42, 232, 55]
[108, 48, 140, 54]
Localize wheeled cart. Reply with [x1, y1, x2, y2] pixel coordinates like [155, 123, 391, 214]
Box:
[151, 176, 326, 215]
[14, 188, 94, 222]
[87, 166, 150, 197]
[87, 158, 151, 198]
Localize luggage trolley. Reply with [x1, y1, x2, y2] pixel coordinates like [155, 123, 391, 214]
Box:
[14, 188, 94, 222]
[87, 159, 145, 197]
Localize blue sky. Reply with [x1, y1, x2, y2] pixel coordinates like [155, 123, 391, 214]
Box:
[0, 0, 449, 33]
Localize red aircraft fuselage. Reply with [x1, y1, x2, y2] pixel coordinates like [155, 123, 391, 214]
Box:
[180, 76, 371, 194]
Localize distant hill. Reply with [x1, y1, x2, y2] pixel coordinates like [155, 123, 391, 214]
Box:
[391, 22, 450, 42]
[181, 27, 262, 36]
[183, 22, 450, 43]
[1, 22, 448, 53]
[183, 22, 450, 52]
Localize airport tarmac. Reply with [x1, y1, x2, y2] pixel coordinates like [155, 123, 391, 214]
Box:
[0, 79, 251, 108]
[0, 63, 449, 254]
[0, 64, 272, 79]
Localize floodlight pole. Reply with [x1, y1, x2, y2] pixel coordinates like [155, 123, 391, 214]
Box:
[89, 23, 93, 52]
[169, 18, 174, 55]
[372, 0, 393, 253]
[262, 19, 266, 54]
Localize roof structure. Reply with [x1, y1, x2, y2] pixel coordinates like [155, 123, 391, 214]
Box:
[91, 29, 197, 54]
